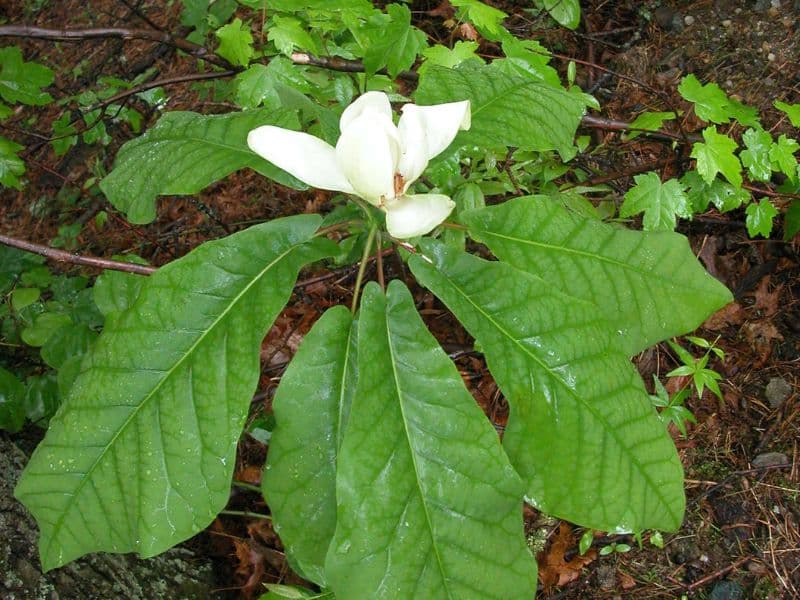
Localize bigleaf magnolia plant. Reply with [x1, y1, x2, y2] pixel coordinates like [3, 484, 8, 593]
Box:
[16, 64, 731, 598]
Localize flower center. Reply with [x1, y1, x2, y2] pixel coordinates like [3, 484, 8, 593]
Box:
[393, 172, 405, 197]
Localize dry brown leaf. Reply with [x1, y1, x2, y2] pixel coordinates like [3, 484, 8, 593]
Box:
[743, 320, 783, 367]
[233, 538, 266, 598]
[703, 302, 745, 330]
[234, 464, 263, 485]
[752, 277, 783, 318]
[538, 523, 598, 589]
[428, 0, 454, 19]
[458, 22, 479, 40]
[620, 570, 637, 589]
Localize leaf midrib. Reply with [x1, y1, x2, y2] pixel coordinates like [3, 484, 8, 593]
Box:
[43, 241, 303, 561]
[383, 301, 454, 600]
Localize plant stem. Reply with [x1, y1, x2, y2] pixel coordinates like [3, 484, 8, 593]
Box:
[351, 225, 378, 313]
[232, 480, 262, 494]
[219, 509, 271, 521]
[375, 231, 385, 292]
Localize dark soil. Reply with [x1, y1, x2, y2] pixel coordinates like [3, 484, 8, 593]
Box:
[1, 1, 798, 598]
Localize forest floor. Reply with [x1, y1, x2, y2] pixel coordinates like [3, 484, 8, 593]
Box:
[1, 0, 798, 598]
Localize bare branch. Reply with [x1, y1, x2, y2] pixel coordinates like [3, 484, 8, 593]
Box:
[0, 234, 156, 275]
[0, 25, 235, 70]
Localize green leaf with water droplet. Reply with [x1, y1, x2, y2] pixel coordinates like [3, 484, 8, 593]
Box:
[410, 241, 686, 533]
[461, 196, 732, 356]
[416, 64, 589, 161]
[263, 306, 356, 586]
[745, 199, 778, 238]
[532, 0, 581, 29]
[769, 134, 799, 180]
[99, 108, 305, 224]
[15, 215, 329, 571]
[620, 172, 691, 231]
[215, 18, 254, 67]
[0, 46, 54, 106]
[325, 281, 537, 598]
[691, 126, 742, 188]
[740, 128, 773, 182]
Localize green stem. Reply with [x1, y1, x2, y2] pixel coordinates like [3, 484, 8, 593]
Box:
[232, 480, 262, 494]
[351, 225, 378, 313]
[220, 509, 271, 520]
[375, 231, 385, 292]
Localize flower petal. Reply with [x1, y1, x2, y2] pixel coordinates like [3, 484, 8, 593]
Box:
[336, 111, 400, 205]
[248, 126, 354, 193]
[396, 104, 429, 190]
[339, 91, 392, 132]
[401, 100, 471, 161]
[384, 193, 455, 238]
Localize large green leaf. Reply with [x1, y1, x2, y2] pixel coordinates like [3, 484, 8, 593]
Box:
[415, 64, 587, 160]
[99, 109, 306, 224]
[15, 215, 328, 571]
[462, 196, 732, 356]
[410, 242, 686, 533]
[263, 305, 356, 586]
[326, 281, 536, 598]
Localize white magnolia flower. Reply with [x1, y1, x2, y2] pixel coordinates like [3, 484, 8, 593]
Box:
[247, 91, 471, 238]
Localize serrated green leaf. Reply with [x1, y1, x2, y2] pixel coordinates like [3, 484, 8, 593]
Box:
[681, 171, 749, 213]
[623, 111, 677, 141]
[51, 113, 79, 157]
[415, 64, 588, 160]
[0, 46, 54, 106]
[769, 134, 799, 180]
[678, 74, 759, 126]
[532, 0, 581, 29]
[496, 37, 560, 87]
[268, 15, 319, 56]
[234, 64, 274, 109]
[268, 0, 373, 11]
[215, 18, 254, 67]
[0, 367, 26, 432]
[462, 196, 732, 356]
[775, 100, 800, 127]
[15, 215, 329, 571]
[620, 172, 690, 231]
[745, 199, 778, 238]
[450, 0, 508, 37]
[785, 200, 800, 241]
[419, 41, 482, 76]
[740, 128, 773, 182]
[263, 306, 356, 586]
[362, 4, 427, 77]
[99, 108, 305, 224]
[691, 126, 742, 188]
[326, 281, 537, 598]
[410, 242, 686, 533]
[0, 135, 25, 189]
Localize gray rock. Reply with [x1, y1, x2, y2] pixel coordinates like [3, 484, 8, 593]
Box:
[752, 452, 790, 468]
[755, 0, 771, 12]
[710, 580, 745, 600]
[0, 434, 218, 600]
[654, 6, 684, 31]
[765, 377, 792, 408]
[595, 563, 616, 590]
